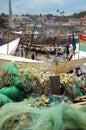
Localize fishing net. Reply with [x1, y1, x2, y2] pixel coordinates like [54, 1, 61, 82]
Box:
[0, 62, 54, 104]
[0, 86, 27, 102]
[73, 75, 85, 88]
[0, 62, 85, 105]
[60, 73, 86, 98]
[0, 62, 55, 96]
[0, 62, 86, 129]
[0, 63, 19, 88]
[0, 93, 13, 105]
[0, 102, 86, 130]
[0, 62, 32, 92]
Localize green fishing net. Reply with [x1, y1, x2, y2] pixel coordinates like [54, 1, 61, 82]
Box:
[0, 62, 32, 104]
[0, 102, 86, 130]
[73, 75, 85, 88]
[0, 62, 45, 93]
[2, 62, 19, 76]
[0, 93, 13, 105]
[0, 62, 52, 100]
[0, 63, 19, 88]
[0, 62, 86, 130]
[0, 62, 50, 104]
[0, 86, 27, 101]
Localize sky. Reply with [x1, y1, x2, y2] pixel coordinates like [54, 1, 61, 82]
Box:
[0, 0, 86, 16]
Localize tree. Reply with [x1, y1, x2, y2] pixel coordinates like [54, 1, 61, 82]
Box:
[46, 14, 53, 19]
[71, 11, 86, 18]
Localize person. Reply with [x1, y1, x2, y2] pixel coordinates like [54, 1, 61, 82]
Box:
[21, 45, 23, 57]
[75, 67, 84, 77]
[66, 44, 70, 60]
[35, 48, 38, 58]
[32, 47, 35, 52]
[25, 45, 28, 58]
[31, 53, 35, 60]
[28, 41, 31, 46]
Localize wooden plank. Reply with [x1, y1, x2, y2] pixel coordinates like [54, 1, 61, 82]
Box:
[74, 96, 86, 101]
[49, 75, 60, 95]
[71, 101, 86, 108]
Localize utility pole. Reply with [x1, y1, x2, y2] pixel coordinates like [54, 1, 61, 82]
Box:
[9, 0, 13, 28]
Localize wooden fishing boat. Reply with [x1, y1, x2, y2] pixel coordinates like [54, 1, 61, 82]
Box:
[0, 53, 86, 74]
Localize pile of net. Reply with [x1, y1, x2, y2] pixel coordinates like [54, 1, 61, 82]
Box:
[60, 73, 85, 98]
[0, 102, 86, 130]
[0, 62, 85, 106]
[0, 62, 56, 105]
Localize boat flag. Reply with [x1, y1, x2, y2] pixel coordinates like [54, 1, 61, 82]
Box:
[68, 49, 74, 61]
[79, 34, 86, 52]
[68, 33, 76, 60]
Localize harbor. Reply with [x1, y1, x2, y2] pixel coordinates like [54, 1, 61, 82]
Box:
[0, 0, 86, 130]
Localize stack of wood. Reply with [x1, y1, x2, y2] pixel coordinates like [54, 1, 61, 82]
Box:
[74, 95, 86, 103]
[72, 95, 86, 108]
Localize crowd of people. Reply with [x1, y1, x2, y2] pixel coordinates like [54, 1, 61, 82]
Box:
[17, 44, 38, 60]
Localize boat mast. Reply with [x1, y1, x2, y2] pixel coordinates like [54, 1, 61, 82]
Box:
[31, 23, 36, 45]
[7, 0, 12, 54]
[56, 11, 64, 59]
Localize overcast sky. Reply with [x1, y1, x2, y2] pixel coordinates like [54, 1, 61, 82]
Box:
[0, 0, 86, 16]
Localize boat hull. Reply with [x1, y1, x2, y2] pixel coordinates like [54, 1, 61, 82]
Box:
[0, 54, 86, 74]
